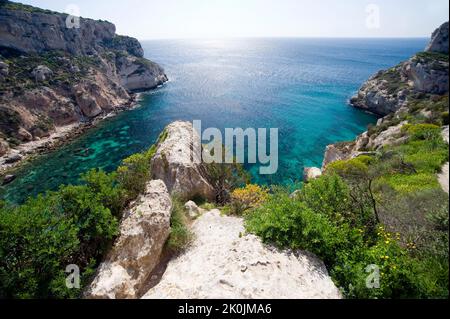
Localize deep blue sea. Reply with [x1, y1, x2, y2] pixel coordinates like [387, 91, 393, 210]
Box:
[1, 38, 428, 203]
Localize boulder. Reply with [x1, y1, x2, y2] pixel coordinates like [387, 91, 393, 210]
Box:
[16, 127, 33, 142]
[2, 175, 16, 186]
[151, 121, 215, 201]
[303, 167, 322, 182]
[4, 154, 22, 164]
[85, 180, 172, 299]
[31, 65, 53, 82]
[425, 22, 449, 54]
[75, 93, 103, 118]
[185, 201, 204, 219]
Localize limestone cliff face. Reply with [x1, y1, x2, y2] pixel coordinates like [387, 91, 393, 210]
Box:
[322, 22, 449, 169]
[151, 121, 215, 201]
[0, 1, 167, 155]
[86, 180, 172, 299]
[426, 22, 449, 54]
[0, 5, 115, 55]
[350, 22, 449, 117]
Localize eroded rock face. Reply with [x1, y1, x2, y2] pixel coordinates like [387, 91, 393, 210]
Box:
[86, 180, 172, 299]
[322, 142, 355, 169]
[116, 55, 168, 92]
[350, 22, 449, 116]
[31, 65, 53, 82]
[403, 56, 449, 94]
[0, 2, 167, 150]
[143, 210, 341, 299]
[0, 5, 115, 55]
[426, 22, 449, 54]
[151, 121, 215, 201]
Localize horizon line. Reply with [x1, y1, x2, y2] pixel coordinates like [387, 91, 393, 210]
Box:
[136, 35, 431, 41]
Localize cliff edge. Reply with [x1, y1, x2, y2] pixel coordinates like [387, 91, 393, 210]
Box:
[0, 1, 168, 160]
[323, 22, 449, 169]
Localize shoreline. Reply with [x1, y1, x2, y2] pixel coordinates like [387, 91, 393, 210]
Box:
[0, 93, 143, 178]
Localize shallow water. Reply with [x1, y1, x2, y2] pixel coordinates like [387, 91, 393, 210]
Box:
[0, 38, 428, 203]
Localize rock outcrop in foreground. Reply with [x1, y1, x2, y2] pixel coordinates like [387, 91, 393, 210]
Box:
[143, 210, 341, 299]
[0, 1, 167, 160]
[86, 180, 172, 299]
[151, 121, 215, 201]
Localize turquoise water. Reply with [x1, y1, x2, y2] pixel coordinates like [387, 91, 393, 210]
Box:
[1, 38, 428, 203]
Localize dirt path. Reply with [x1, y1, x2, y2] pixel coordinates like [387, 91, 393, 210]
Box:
[142, 210, 341, 299]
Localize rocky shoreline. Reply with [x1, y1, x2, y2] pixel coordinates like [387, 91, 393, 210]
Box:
[0, 1, 169, 181]
[0, 92, 143, 177]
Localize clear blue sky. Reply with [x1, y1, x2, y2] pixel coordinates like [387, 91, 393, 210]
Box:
[15, 0, 449, 40]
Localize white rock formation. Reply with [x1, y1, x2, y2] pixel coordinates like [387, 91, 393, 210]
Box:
[31, 65, 53, 82]
[185, 201, 205, 219]
[143, 210, 341, 299]
[303, 167, 322, 182]
[151, 121, 215, 201]
[425, 22, 449, 54]
[86, 180, 172, 299]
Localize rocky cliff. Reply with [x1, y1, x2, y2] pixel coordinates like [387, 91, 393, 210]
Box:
[323, 22, 449, 168]
[0, 1, 168, 158]
[151, 121, 216, 201]
[86, 180, 172, 299]
[350, 22, 449, 117]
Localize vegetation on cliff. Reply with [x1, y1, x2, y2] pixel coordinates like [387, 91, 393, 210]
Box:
[245, 123, 449, 298]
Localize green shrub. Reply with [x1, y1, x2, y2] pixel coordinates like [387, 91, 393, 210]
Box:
[298, 174, 352, 223]
[0, 186, 119, 298]
[246, 192, 356, 265]
[165, 198, 193, 254]
[0, 144, 159, 298]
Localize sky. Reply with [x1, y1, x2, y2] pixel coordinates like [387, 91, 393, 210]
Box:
[14, 0, 450, 40]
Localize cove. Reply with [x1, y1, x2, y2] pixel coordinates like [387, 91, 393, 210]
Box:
[0, 38, 428, 204]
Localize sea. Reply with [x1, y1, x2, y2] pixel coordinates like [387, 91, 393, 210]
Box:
[0, 37, 428, 203]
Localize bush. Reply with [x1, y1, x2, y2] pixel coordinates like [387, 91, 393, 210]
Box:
[230, 184, 269, 215]
[298, 174, 355, 223]
[165, 198, 193, 254]
[204, 147, 251, 204]
[245, 192, 356, 265]
[0, 144, 159, 298]
[0, 186, 119, 298]
[116, 152, 151, 202]
[245, 191, 449, 298]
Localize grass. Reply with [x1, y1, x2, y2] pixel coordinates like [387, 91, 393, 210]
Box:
[165, 198, 193, 254]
